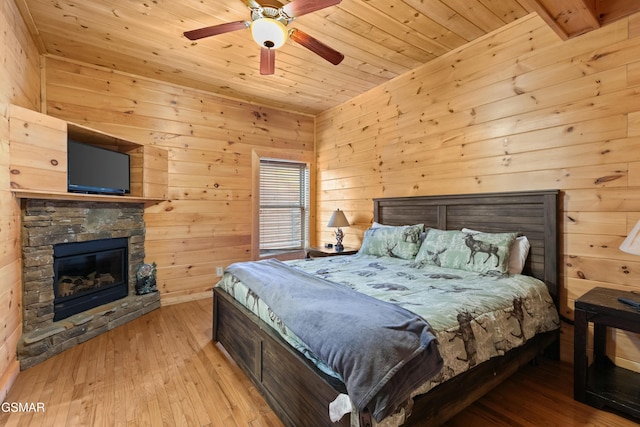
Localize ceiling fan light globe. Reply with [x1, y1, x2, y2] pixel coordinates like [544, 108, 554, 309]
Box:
[251, 18, 288, 49]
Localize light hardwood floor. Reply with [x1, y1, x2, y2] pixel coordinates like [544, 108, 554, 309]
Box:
[1, 298, 637, 427]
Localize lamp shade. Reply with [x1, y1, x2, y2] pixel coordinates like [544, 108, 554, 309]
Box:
[620, 219, 640, 255]
[327, 209, 349, 228]
[251, 18, 289, 49]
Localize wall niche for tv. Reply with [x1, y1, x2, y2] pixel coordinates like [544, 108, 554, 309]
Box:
[8, 104, 167, 202]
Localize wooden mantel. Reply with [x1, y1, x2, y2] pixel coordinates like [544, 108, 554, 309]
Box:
[11, 190, 164, 204]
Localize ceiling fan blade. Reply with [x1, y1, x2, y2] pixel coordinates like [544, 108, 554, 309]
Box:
[289, 28, 344, 65]
[282, 0, 341, 17]
[184, 20, 249, 40]
[245, 0, 263, 8]
[260, 47, 276, 75]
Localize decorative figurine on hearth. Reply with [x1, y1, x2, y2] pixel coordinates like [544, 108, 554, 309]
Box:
[135, 262, 157, 295]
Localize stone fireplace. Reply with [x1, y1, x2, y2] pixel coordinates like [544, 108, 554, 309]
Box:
[18, 199, 160, 369]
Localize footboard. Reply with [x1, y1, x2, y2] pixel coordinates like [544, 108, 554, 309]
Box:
[214, 286, 557, 427]
[213, 287, 351, 427]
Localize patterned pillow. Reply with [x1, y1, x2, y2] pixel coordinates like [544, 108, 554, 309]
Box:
[462, 228, 530, 274]
[415, 228, 517, 274]
[359, 224, 424, 259]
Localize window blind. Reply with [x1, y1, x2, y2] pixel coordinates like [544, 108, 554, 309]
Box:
[259, 160, 309, 253]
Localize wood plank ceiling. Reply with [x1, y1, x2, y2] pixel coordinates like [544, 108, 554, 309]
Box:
[15, 0, 640, 115]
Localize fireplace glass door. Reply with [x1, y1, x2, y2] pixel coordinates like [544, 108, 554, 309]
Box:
[53, 237, 128, 320]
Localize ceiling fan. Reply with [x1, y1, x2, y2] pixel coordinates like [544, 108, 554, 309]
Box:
[183, 0, 344, 75]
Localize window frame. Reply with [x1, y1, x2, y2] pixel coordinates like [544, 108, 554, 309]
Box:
[252, 149, 315, 260]
[258, 159, 309, 255]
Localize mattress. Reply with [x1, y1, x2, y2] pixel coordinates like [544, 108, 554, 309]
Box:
[215, 253, 560, 424]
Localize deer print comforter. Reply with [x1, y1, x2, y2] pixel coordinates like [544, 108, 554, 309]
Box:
[215, 253, 559, 420]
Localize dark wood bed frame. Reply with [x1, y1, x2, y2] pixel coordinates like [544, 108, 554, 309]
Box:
[213, 190, 560, 426]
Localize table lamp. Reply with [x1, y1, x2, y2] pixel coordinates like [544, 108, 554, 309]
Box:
[620, 219, 640, 255]
[327, 209, 349, 252]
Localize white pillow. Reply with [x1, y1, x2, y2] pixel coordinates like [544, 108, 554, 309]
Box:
[461, 228, 530, 275]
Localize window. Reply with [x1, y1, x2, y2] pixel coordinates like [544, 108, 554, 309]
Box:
[259, 159, 309, 256]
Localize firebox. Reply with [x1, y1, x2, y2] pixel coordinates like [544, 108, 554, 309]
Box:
[53, 237, 129, 321]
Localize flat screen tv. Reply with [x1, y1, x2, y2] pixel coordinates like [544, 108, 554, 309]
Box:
[67, 139, 130, 195]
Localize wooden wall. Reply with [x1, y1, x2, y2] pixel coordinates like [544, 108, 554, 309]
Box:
[0, 0, 41, 400]
[42, 56, 316, 305]
[4, 0, 640, 389]
[316, 13, 640, 369]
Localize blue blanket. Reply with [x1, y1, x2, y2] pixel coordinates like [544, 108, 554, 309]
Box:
[226, 258, 443, 422]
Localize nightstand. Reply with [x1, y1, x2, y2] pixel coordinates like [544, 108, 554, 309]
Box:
[574, 287, 640, 421]
[305, 246, 359, 258]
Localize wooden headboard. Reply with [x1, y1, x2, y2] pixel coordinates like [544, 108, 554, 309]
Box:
[373, 190, 559, 306]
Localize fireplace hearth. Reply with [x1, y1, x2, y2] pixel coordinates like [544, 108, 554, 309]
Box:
[18, 199, 160, 369]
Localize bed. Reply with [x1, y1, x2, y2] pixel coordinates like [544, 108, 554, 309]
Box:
[212, 190, 560, 426]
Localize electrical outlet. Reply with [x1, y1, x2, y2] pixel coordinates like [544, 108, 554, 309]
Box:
[216, 266, 224, 276]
